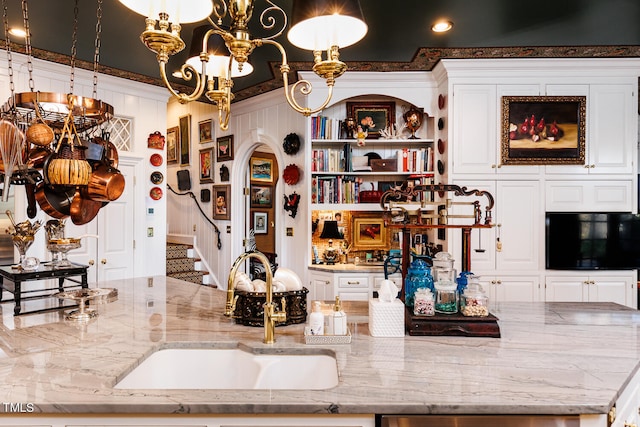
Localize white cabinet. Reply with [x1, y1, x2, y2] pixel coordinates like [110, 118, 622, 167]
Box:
[450, 179, 541, 275]
[545, 180, 633, 212]
[611, 366, 640, 427]
[336, 274, 370, 301]
[478, 275, 541, 305]
[451, 84, 541, 175]
[544, 272, 636, 308]
[545, 83, 636, 175]
[309, 271, 334, 302]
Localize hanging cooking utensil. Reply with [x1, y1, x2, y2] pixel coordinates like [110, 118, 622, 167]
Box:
[82, 160, 125, 202]
[35, 182, 75, 219]
[0, 119, 26, 202]
[475, 228, 486, 253]
[70, 189, 102, 225]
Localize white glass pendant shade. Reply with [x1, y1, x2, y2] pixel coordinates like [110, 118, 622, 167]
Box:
[118, 0, 213, 23]
[287, 0, 367, 51]
[185, 26, 253, 79]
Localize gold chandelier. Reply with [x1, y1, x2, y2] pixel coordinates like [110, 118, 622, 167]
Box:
[117, 0, 367, 130]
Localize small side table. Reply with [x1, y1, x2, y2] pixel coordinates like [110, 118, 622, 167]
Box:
[0, 263, 89, 315]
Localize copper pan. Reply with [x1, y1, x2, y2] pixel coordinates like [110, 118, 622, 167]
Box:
[35, 183, 74, 219]
[27, 146, 51, 169]
[70, 189, 102, 225]
[83, 161, 125, 202]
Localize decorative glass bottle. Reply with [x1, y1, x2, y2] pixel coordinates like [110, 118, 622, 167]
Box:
[404, 256, 434, 308]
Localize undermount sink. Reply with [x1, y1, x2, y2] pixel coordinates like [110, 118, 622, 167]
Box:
[114, 346, 339, 390]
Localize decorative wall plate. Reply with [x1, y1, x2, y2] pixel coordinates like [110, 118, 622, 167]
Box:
[438, 118, 445, 130]
[283, 164, 300, 185]
[438, 94, 446, 110]
[150, 171, 164, 184]
[147, 131, 165, 150]
[437, 159, 445, 175]
[438, 139, 446, 154]
[283, 133, 301, 155]
[150, 153, 163, 166]
[150, 186, 163, 200]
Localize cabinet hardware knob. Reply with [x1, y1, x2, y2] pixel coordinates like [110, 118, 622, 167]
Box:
[88, 260, 95, 266]
[491, 164, 497, 169]
[497, 280, 502, 284]
[324, 280, 330, 285]
[347, 281, 360, 285]
[623, 423, 636, 427]
[101, 259, 107, 264]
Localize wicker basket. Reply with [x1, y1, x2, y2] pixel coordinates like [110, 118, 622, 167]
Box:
[26, 122, 54, 146]
[47, 140, 91, 186]
[233, 287, 309, 327]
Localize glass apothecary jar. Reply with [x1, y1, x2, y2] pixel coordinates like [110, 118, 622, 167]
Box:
[460, 282, 489, 317]
[434, 280, 458, 314]
[413, 288, 435, 316]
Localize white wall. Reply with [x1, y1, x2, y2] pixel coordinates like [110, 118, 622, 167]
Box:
[0, 51, 169, 278]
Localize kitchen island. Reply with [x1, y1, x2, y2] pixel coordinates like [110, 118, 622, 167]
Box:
[0, 276, 639, 427]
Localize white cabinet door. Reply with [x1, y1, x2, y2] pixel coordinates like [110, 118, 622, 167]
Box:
[450, 180, 540, 274]
[589, 275, 633, 306]
[481, 275, 541, 305]
[544, 276, 586, 302]
[452, 85, 498, 174]
[587, 84, 635, 174]
[545, 180, 633, 212]
[308, 271, 333, 302]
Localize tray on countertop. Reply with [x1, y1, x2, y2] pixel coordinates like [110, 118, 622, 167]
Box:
[405, 307, 501, 338]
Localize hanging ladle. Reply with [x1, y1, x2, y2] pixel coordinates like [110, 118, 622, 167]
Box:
[475, 228, 486, 253]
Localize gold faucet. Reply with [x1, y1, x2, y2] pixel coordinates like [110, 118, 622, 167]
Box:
[225, 251, 287, 344]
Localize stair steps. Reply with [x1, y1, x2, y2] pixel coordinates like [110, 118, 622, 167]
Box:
[166, 243, 213, 286]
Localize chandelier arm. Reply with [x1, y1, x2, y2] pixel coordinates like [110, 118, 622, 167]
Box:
[261, 39, 334, 116]
[258, 0, 286, 41]
[158, 59, 207, 104]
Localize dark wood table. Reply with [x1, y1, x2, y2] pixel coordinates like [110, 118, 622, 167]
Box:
[0, 263, 89, 315]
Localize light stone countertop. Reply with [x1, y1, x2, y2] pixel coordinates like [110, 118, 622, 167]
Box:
[0, 275, 639, 416]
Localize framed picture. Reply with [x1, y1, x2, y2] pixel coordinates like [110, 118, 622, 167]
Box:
[166, 126, 178, 164]
[212, 184, 230, 220]
[216, 135, 234, 161]
[351, 213, 389, 251]
[250, 184, 272, 208]
[250, 157, 273, 183]
[501, 95, 586, 165]
[346, 101, 396, 139]
[179, 114, 191, 166]
[198, 119, 213, 143]
[253, 212, 268, 234]
[199, 148, 214, 183]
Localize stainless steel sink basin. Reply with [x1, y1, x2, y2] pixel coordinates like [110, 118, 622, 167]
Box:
[115, 346, 339, 390]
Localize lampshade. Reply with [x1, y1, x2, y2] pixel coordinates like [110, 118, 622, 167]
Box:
[287, 0, 367, 51]
[118, 0, 213, 23]
[185, 26, 253, 79]
[319, 220, 343, 239]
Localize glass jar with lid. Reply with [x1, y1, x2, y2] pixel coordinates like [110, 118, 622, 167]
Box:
[413, 288, 435, 316]
[434, 280, 458, 314]
[460, 281, 489, 317]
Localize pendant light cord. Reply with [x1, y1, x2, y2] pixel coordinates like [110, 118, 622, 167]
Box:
[167, 184, 222, 249]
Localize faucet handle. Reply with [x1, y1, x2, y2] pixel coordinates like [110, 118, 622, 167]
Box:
[274, 297, 287, 324]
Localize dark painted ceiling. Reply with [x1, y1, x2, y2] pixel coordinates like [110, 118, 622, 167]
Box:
[3, 0, 640, 102]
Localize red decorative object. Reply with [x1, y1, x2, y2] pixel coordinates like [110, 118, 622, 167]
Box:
[147, 131, 165, 149]
[150, 186, 163, 200]
[283, 164, 300, 185]
[438, 94, 446, 110]
[150, 153, 163, 166]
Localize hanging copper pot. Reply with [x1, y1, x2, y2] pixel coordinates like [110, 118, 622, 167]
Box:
[70, 189, 102, 225]
[35, 182, 75, 219]
[27, 145, 51, 169]
[82, 161, 125, 202]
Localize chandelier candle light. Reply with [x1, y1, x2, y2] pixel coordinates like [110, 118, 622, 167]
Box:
[118, 0, 367, 130]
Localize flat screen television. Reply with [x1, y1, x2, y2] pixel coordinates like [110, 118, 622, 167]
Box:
[545, 212, 640, 270]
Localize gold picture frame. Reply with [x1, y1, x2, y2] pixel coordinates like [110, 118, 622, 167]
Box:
[212, 184, 230, 220]
[346, 101, 396, 139]
[501, 95, 586, 165]
[250, 157, 273, 183]
[351, 213, 389, 251]
[166, 126, 178, 164]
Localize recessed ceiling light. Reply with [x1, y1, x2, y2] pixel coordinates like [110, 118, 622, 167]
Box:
[8, 27, 26, 38]
[431, 20, 453, 33]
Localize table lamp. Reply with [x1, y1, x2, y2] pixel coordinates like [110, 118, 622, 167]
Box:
[319, 220, 342, 264]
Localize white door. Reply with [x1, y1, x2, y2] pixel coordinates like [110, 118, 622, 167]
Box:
[66, 162, 135, 284]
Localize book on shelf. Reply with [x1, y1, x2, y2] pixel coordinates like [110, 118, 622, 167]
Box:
[396, 147, 434, 173]
[311, 143, 352, 172]
[311, 115, 343, 140]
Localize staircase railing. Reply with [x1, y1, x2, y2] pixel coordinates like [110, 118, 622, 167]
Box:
[167, 184, 222, 249]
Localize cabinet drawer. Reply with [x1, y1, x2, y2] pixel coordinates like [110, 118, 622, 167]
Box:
[338, 276, 369, 289]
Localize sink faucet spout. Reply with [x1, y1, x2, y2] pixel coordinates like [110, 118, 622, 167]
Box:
[226, 251, 287, 344]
